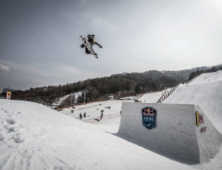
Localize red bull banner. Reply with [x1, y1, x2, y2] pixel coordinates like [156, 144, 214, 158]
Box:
[195, 111, 204, 127]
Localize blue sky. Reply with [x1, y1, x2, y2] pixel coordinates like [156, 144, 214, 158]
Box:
[0, 0, 222, 90]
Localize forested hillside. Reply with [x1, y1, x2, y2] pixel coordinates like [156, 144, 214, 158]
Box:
[11, 64, 222, 105]
[11, 70, 180, 104]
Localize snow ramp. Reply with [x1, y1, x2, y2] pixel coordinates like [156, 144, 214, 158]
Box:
[164, 70, 222, 134]
[117, 102, 222, 164]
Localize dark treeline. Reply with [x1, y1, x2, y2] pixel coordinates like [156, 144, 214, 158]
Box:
[188, 65, 222, 81]
[11, 70, 183, 105]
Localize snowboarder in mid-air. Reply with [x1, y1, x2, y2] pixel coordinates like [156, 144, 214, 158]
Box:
[80, 34, 102, 58]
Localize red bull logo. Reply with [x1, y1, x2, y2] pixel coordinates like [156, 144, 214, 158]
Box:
[142, 107, 157, 129]
[195, 111, 204, 127]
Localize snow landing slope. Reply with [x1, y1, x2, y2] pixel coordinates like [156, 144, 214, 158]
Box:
[0, 100, 196, 170]
[163, 70, 222, 133]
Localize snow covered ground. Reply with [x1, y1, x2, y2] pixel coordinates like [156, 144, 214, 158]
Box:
[0, 99, 195, 170]
[0, 70, 222, 169]
[52, 92, 82, 106]
[164, 70, 222, 169]
[60, 91, 163, 133]
[164, 70, 222, 133]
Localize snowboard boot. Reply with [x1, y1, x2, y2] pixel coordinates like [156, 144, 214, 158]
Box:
[94, 53, 98, 59]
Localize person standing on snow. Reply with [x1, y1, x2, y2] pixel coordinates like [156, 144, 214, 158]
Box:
[100, 110, 104, 120]
[79, 113, 82, 120]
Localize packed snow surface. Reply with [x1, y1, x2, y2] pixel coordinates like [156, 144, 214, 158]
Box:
[164, 70, 222, 133]
[0, 99, 195, 170]
[0, 70, 222, 169]
[52, 92, 82, 106]
[164, 70, 222, 169]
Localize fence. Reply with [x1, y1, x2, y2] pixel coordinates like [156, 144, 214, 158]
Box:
[156, 74, 203, 104]
[157, 85, 179, 103]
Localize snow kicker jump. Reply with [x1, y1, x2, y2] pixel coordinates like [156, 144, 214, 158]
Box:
[117, 102, 222, 164]
[80, 35, 102, 59]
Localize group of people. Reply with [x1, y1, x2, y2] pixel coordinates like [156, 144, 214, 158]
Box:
[79, 110, 104, 120]
[79, 112, 86, 120]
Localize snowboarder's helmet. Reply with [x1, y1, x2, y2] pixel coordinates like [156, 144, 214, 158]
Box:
[88, 34, 95, 39]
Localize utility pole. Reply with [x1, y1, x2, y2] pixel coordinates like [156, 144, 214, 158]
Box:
[70, 93, 75, 106]
[70, 93, 72, 106]
[82, 90, 89, 104]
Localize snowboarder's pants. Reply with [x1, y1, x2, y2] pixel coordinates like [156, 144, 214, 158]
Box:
[85, 48, 91, 54]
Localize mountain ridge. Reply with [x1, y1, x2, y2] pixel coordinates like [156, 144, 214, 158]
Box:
[10, 63, 222, 105]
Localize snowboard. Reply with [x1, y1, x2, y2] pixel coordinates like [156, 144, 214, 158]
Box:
[80, 35, 98, 58]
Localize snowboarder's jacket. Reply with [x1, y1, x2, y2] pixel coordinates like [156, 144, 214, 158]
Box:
[87, 35, 102, 48]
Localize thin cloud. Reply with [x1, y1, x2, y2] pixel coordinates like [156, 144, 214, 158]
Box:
[92, 17, 121, 32]
[0, 64, 10, 72]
